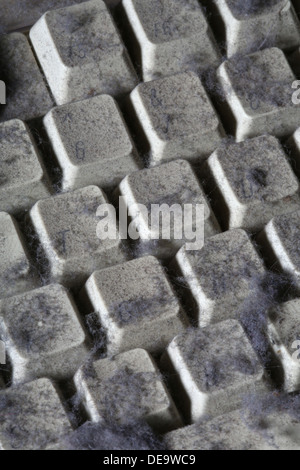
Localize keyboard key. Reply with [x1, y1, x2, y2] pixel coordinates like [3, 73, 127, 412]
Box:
[30, 0, 138, 105]
[0, 119, 52, 214]
[74, 348, 182, 431]
[268, 299, 300, 392]
[164, 409, 300, 450]
[44, 95, 141, 191]
[202, 135, 300, 232]
[29, 186, 126, 287]
[0, 378, 72, 450]
[118, 159, 220, 257]
[161, 319, 266, 422]
[0, 33, 53, 122]
[129, 72, 224, 165]
[217, 47, 300, 141]
[257, 210, 300, 289]
[81, 256, 188, 355]
[210, 0, 300, 57]
[0, 212, 37, 299]
[174, 229, 265, 327]
[0, 284, 89, 383]
[121, 0, 220, 81]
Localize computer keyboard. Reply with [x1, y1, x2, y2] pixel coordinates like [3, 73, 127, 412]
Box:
[2, 0, 300, 451]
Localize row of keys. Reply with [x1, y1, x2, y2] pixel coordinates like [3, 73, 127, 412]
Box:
[165, 409, 300, 450]
[2, 113, 300, 236]
[1, 377, 299, 450]
[2, 1, 300, 136]
[1, 291, 300, 447]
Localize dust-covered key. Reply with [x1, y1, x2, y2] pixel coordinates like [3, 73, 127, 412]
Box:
[202, 135, 300, 232]
[74, 348, 182, 432]
[129, 72, 224, 166]
[44, 95, 141, 191]
[118, 159, 220, 257]
[0, 212, 37, 299]
[30, 0, 138, 105]
[257, 210, 300, 290]
[121, 0, 220, 81]
[161, 319, 267, 422]
[209, 0, 300, 57]
[217, 47, 300, 141]
[0, 119, 51, 214]
[81, 255, 188, 355]
[0, 378, 72, 450]
[0, 33, 53, 122]
[29, 186, 126, 287]
[173, 229, 265, 327]
[0, 284, 89, 383]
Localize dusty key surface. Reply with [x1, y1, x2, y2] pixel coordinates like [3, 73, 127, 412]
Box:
[0, 119, 51, 214]
[121, 0, 220, 81]
[164, 409, 300, 450]
[161, 319, 266, 422]
[174, 229, 265, 326]
[29, 185, 126, 287]
[210, 0, 300, 57]
[118, 159, 220, 257]
[74, 348, 182, 432]
[0, 33, 53, 122]
[0, 212, 37, 299]
[30, 0, 138, 105]
[129, 72, 224, 166]
[0, 378, 72, 450]
[202, 135, 300, 232]
[44, 95, 141, 191]
[267, 299, 300, 392]
[82, 256, 188, 355]
[217, 47, 300, 141]
[0, 284, 89, 383]
[258, 210, 300, 290]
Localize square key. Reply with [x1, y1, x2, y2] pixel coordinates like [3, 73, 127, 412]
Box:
[0, 212, 37, 299]
[29, 185, 126, 287]
[211, 0, 300, 57]
[30, 0, 138, 105]
[268, 299, 300, 392]
[74, 348, 182, 432]
[174, 229, 265, 326]
[161, 319, 266, 422]
[0, 284, 89, 383]
[44, 95, 141, 191]
[0, 33, 53, 122]
[129, 71, 225, 166]
[82, 255, 188, 355]
[258, 210, 300, 290]
[121, 0, 220, 81]
[118, 159, 220, 257]
[217, 47, 300, 141]
[0, 378, 72, 450]
[202, 135, 300, 232]
[0, 119, 51, 214]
